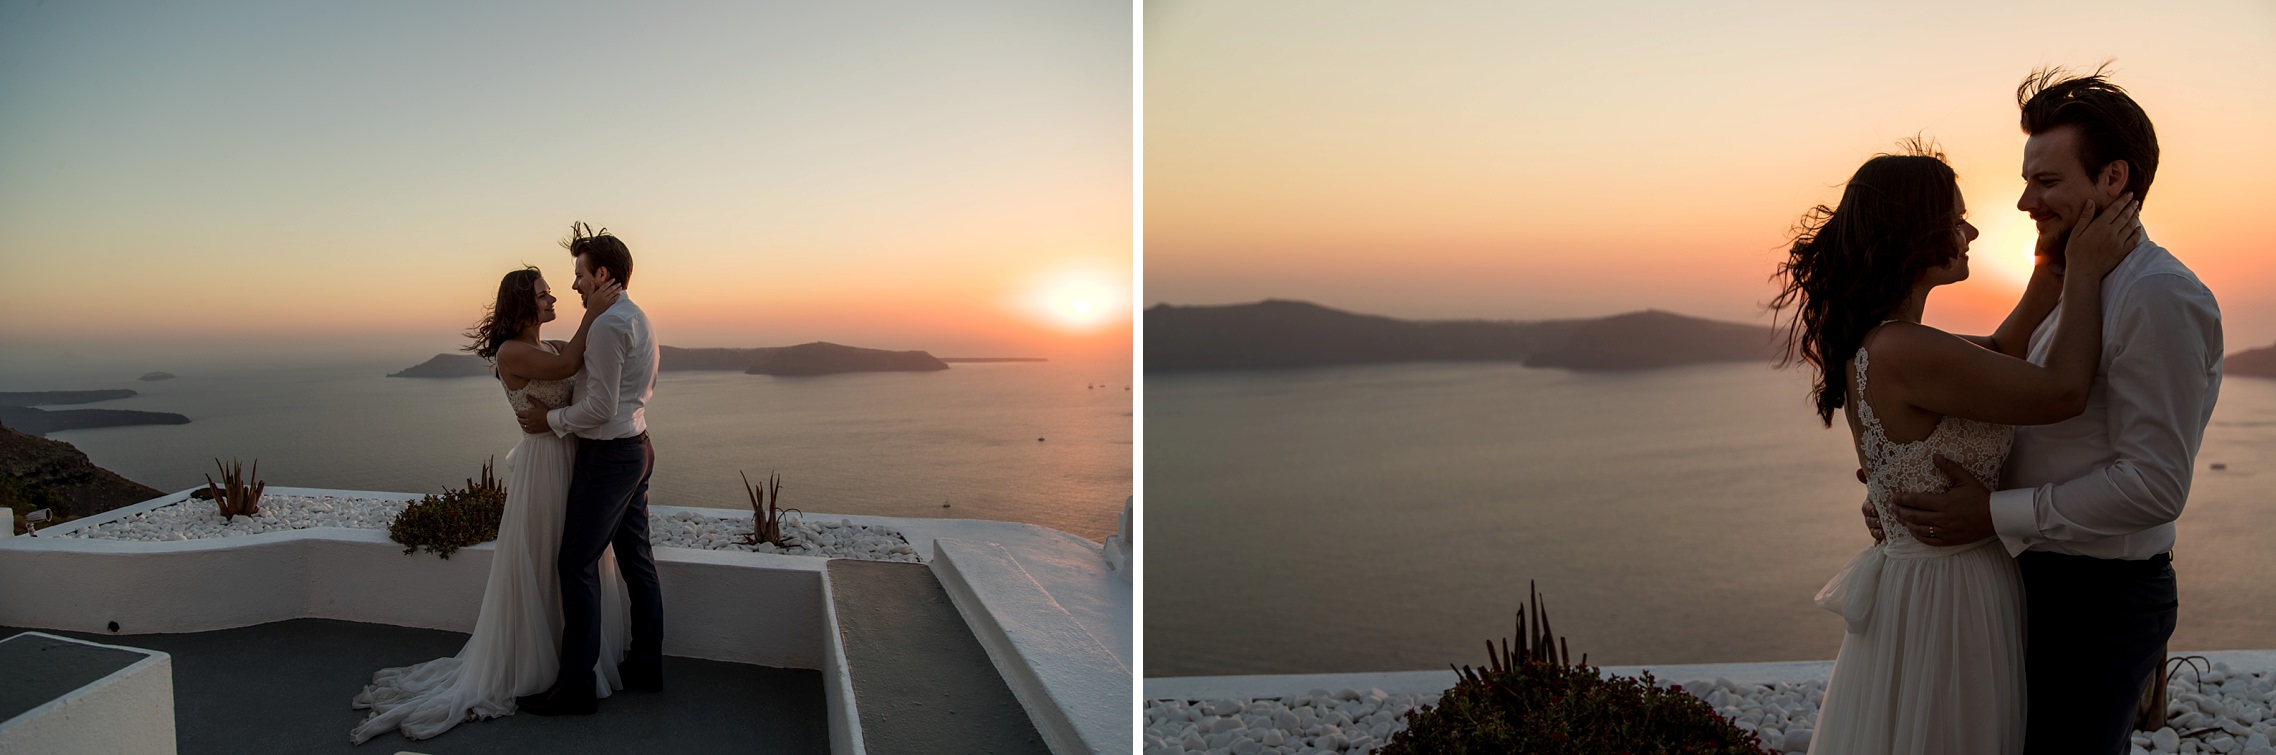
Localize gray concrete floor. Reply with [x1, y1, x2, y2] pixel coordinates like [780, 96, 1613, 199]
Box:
[828, 560, 1050, 755]
[4, 619, 829, 754]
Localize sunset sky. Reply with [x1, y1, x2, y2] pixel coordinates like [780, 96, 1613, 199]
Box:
[0, 1, 1131, 365]
[1146, 0, 2276, 349]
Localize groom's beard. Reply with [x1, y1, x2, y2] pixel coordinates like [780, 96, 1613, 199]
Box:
[2035, 226, 2070, 265]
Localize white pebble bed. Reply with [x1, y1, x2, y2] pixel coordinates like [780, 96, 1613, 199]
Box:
[54, 494, 921, 563]
[1145, 688, 1426, 755]
[1145, 664, 2276, 755]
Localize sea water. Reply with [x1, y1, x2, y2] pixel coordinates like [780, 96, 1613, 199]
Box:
[4, 355, 1133, 542]
[1145, 361, 2276, 676]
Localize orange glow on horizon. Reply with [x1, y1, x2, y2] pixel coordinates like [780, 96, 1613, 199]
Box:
[1146, 0, 2276, 348]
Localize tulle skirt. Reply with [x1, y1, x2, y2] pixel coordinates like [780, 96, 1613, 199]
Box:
[1808, 537, 2025, 755]
[348, 433, 630, 744]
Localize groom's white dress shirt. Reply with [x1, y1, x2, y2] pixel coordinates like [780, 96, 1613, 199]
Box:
[547, 294, 657, 441]
[1990, 235, 2222, 560]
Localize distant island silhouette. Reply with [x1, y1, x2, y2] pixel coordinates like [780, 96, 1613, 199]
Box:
[140, 372, 176, 382]
[2229, 342, 2276, 379]
[1145, 300, 1779, 372]
[387, 354, 496, 378]
[744, 342, 948, 376]
[0, 390, 141, 406]
[0, 390, 190, 436]
[388, 341, 1010, 378]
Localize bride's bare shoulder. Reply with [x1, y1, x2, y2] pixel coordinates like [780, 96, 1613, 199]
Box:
[1867, 322, 2004, 392]
[493, 340, 540, 379]
[1865, 321, 1968, 357]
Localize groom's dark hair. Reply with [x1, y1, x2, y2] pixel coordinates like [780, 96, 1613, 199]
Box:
[563, 222, 633, 288]
[2018, 63, 2158, 206]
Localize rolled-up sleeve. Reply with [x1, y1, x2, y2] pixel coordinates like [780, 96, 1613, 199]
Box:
[1989, 272, 2221, 553]
[548, 313, 628, 437]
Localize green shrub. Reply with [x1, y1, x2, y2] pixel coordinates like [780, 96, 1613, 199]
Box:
[3, 473, 68, 535]
[388, 462, 508, 559]
[1380, 583, 1769, 755]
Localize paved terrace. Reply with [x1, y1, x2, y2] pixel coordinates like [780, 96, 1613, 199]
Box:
[5, 619, 829, 754]
[3, 491, 1135, 754]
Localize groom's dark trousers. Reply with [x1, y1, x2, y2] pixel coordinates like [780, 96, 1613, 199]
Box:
[554, 432, 665, 698]
[2019, 551, 2178, 755]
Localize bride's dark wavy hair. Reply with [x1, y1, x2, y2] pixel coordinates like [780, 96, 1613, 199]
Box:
[463, 266, 545, 361]
[1769, 139, 1966, 427]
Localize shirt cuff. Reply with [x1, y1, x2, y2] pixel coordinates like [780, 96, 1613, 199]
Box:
[546, 407, 571, 438]
[1987, 486, 2040, 557]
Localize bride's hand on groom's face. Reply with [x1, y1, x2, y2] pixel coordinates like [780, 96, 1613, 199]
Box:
[2062, 192, 2142, 280]
[584, 282, 623, 317]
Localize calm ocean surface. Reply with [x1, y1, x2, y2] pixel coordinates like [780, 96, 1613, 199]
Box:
[1146, 361, 2276, 677]
[5, 356, 1133, 542]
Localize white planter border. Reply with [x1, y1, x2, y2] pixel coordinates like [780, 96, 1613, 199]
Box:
[0, 632, 177, 755]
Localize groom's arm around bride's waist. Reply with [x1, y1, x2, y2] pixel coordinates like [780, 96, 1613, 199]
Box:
[1987, 270, 2222, 558]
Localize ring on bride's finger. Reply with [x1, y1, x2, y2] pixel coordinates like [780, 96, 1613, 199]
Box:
[1928, 525, 1937, 538]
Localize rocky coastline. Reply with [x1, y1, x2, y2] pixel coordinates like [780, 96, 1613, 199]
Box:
[0, 425, 165, 521]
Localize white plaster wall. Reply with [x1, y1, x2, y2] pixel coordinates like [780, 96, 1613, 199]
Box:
[819, 574, 865, 755]
[934, 538, 1129, 755]
[1, 487, 1128, 676]
[0, 633, 176, 755]
[0, 528, 826, 669]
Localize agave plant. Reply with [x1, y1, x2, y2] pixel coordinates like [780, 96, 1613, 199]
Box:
[1458, 579, 1585, 686]
[464, 456, 504, 498]
[737, 471, 801, 547]
[204, 458, 265, 521]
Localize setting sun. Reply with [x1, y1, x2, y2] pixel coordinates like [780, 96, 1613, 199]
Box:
[1013, 264, 1131, 333]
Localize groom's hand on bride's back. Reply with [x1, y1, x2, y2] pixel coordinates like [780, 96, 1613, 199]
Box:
[515, 398, 553, 434]
[1856, 468, 1886, 544]
[1888, 454, 1994, 546]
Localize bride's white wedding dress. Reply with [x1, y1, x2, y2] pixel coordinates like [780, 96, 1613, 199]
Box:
[1808, 344, 2026, 754]
[349, 373, 632, 744]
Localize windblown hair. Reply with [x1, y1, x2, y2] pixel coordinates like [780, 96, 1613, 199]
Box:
[463, 266, 545, 361]
[1769, 140, 1966, 426]
[2019, 62, 2158, 206]
[562, 222, 633, 288]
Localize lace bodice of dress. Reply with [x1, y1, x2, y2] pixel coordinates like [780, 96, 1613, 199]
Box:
[1854, 345, 2013, 546]
[504, 376, 575, 417]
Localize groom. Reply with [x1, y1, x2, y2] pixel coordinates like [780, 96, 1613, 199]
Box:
[1876, 67, 2223, 754]
[514, 223, 667, 716]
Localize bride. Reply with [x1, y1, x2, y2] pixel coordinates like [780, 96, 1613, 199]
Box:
[349, 267, 633, 744]
[1769, 144, 2138, 753]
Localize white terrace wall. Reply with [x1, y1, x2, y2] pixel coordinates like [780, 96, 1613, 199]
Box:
[0, 526, 826, 670]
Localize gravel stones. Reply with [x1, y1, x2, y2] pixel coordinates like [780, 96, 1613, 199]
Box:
[1146, 665, 2276, 755]
[54, 494, 921, 563]
[1144, 688, 1423, 755]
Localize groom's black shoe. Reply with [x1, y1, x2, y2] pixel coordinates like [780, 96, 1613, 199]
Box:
[618, 659, 663, 693]
[515, 687, 597, 716]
